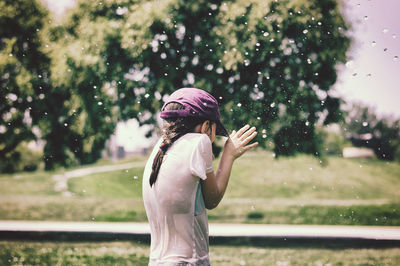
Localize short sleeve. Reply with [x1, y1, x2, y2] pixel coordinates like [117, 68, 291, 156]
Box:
[189, 134, 213, 180]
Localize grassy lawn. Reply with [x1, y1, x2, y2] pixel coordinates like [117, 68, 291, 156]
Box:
[1, 241, 399, 265]
[0, 150, 399, 225]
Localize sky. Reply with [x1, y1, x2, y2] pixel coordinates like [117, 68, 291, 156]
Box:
[43, 0, 400, 150]
[336, 0, 400, 117]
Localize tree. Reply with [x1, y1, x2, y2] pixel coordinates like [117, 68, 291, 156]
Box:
[343, 103, 400, 161]
[0, 0, 50, 172]
[44, 0, 135, 169]
[52, 0, 350, 162]
[120, 0, 351, 157]
[0, 0, 120, 171]
[1, 0, 350, 171]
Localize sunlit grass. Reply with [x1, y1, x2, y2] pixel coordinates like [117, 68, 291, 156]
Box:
[0, 150, 399, 224]
[1, 241, 399, 266]
[222, 150, 400, 201]
[67, 167, 143, 198]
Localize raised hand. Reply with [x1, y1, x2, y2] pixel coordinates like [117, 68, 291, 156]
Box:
[225, 125, 258, 160]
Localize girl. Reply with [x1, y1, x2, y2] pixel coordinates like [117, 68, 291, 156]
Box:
[142, 88, 258, 265]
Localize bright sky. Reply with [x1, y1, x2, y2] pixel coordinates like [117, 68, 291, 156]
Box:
[336, 0, 400, 117]
[43, 0, 400, 150]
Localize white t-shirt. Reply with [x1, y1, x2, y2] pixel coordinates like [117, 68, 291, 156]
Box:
[142, 133, 214, 265]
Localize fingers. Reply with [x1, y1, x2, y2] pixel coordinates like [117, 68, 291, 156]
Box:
[244, 141, 259, 151]
[242, 131, 257, 146]
[240, 126, 256, 141]
[235, 124, 250, 138]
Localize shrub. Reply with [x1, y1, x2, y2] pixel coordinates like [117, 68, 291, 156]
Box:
[321, 128, 352, 156]
[0, 142, 43, 173]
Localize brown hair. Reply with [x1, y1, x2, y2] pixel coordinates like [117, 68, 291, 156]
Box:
[149, 102, 209, 187]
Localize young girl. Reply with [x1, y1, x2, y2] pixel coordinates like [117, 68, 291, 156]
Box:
[142, 88, 258, 265]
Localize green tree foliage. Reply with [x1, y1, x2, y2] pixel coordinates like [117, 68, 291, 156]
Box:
[2, 0, 351, 172]
[343, 103, 400, 161]
[0, 0, 50, 172]
[47, 0, 352, 166]
[44, 0, 136, 169]
[57, 0, 350, 157]
[119, 0, 350, 157]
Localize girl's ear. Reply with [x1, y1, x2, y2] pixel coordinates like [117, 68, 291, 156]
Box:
[200, 120, 210, 134]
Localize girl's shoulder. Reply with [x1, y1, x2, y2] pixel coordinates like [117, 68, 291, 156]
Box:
[172, 133, 211, 153]
[182, 134, 212, 155]
[182, 133, 211, 145]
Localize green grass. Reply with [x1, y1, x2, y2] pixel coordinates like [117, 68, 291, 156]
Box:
[0, 150, 399, 225]
[1, 241, 400, 265]
[67, 168, 143, 198]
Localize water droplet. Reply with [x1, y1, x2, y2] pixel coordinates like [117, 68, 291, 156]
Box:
[263, 32, 269, 37]
[371, 41, 376, 47]
[133, 176, 138, 179]
[257, 116, 261, 120]
[392, 34, 396, 39]
[82, 189, 86, 193]
[384, 48, 388, 52]
[64, 123, 68, 127]
[97, 102, 103, 106]
[93, 85, 97, 89]
[364, 16, 368, 20]
[362, 122, 368, 127]
[394, 56, 399, 61]
[237, 103, 242, 107]
[383, 28, 388, 33]
[270, 102, 276, 108]
[262, 134, 267, 138]
[144, 93, 150, 98]
[303, 29, 308, 34]
[345, 60, 353, 68]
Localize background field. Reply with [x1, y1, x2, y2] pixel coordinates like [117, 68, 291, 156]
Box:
[1, 150, 399, 225]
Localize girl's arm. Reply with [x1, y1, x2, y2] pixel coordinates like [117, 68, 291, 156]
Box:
[201, 125, 258, 210]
